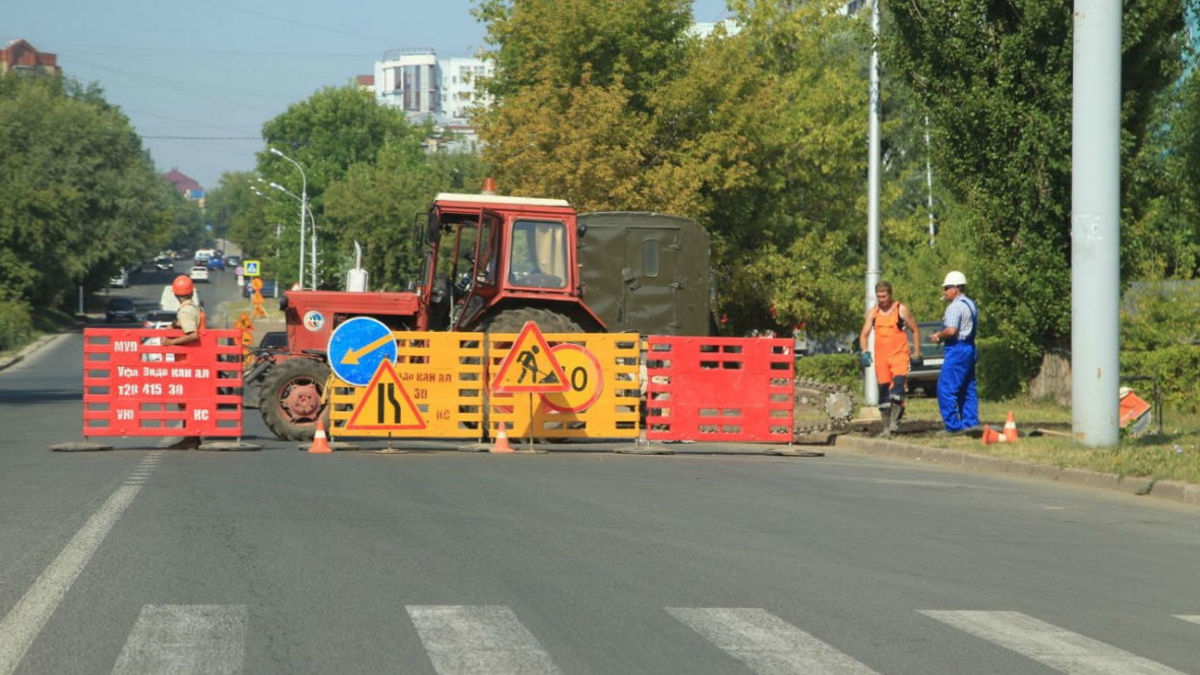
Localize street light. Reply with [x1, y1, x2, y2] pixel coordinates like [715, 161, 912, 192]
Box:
[268, 182, 318, 286]
[269, 147, 309, 289]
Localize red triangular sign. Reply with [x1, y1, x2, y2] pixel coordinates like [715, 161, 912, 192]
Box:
[345, 360, 426, 431]
[490, 321, 570, 394]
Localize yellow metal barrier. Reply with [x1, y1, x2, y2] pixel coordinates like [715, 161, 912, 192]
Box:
[329, 332, 484, 439]
[486, 332, 640, 439]
[330, 331, 640, 440]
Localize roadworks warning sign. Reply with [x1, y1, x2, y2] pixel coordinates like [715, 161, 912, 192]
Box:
[489, 321, 570, 394]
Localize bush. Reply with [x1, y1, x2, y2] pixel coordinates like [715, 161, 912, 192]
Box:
[976, 336, 1026, 401]
[0, 302, 34, 353]
[1120, 346, 1200, 414]
[795, 353, 860, 391]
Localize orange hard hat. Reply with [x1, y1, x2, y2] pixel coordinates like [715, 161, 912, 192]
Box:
[171, 275, 194, 296]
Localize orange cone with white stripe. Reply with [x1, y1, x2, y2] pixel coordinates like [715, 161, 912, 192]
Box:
[308, 418, 332, 454]
[1003, 411, 1019, 443]
[981, 425, 1005, 445]
[490, 422, 513, 454]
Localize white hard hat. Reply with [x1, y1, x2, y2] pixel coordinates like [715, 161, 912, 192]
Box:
[942, 270, 967, 287]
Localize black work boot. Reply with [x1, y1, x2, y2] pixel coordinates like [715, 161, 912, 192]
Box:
[878, 406, 892, 437]
[888, 403, 903, 434]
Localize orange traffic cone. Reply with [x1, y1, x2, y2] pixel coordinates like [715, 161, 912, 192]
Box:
[308, 418, 332, 454]
[1003, 411, 1019, 443]
[490, 422, 513, 454]
[981, 425, 1006, 445]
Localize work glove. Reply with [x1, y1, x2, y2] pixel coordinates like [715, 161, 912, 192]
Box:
[860, 351, 873, 368]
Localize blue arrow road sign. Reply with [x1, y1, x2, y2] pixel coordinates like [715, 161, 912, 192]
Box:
[327, 317, 397, 386]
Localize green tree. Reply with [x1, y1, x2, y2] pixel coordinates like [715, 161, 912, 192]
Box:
[0, 72, 174, 308]
[473, 0, 693, 111]
[474, 0, 872, 336]
[257, 85, 422, 287]
[885, 0, 1186, 370]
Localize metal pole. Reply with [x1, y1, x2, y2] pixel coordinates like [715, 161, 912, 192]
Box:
[1071, 0, 1121, 446]
[308, 206, 318, 290]
[270, 148, 307, 289]
[924, 114, 935, 247]
[864, 0, 882, 406]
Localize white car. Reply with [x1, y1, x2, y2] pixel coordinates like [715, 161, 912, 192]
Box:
[189, 265, 210, 282]
[108, 269, 129, 288]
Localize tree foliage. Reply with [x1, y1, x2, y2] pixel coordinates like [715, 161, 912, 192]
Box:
[0, 72, 190, 309]
[884, 0, 1186, 363]
[475, 0, 871, 336]
[255, 86, 424, 288]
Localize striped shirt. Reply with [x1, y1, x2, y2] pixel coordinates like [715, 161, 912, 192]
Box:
[942, 296, 976, 340]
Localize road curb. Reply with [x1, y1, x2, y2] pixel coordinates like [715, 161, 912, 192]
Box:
[832, 435, 1198, 507]
[0, 333, 68, 371]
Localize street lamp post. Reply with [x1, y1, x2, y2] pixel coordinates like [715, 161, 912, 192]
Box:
[269, 147, 308, 289]
[268, 182, 317, 287]
[864, 0, 882, 407]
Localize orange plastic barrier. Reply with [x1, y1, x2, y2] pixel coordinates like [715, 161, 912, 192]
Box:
[644, 336, 794, 443]
[82, 328, 243, 437]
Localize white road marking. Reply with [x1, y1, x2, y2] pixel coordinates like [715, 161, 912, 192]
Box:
[666, 607, 878, 674]
[111, 605, 247, 675]
[920, 610, 1184, 674]
[406, 605, 561, 675]
[1175, 615, 1200, 626]
[0, 453, 161, 675]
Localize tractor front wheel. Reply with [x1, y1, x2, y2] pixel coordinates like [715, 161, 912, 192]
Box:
[260, 357, 331, 441]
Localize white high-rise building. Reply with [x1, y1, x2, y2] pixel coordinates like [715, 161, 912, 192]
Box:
[373, 49, 493, 152]
[374, 49, 440, 121]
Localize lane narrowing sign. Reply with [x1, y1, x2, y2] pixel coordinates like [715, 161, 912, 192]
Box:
[345, 360, 425, 431]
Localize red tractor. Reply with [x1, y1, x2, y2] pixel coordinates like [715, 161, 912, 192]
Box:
[249, 188, 851, 440]
[250, 190, 717, 440]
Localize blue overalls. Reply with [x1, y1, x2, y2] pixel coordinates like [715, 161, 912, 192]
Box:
[937, 297, 979, 432]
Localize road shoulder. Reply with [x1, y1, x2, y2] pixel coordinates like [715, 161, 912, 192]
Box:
[0, 333, 70, 371]
[831, 434, 1200, 507]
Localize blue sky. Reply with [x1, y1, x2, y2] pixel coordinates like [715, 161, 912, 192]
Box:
[2, 0, 731, 191]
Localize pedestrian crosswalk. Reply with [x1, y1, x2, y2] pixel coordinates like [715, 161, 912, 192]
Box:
[111, 605, 247, 675]
[666, 607, 878, 674]
[919, 610, 1186, 675]
[92, 605, 1195, 674]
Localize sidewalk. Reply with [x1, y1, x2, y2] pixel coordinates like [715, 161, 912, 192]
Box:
[831, 433, 1200, 508]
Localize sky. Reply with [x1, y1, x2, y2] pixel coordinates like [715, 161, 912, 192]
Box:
[2, 0, 732, 191]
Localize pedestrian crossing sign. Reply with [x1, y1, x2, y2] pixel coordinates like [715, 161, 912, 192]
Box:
[345, 359, 426, 431]
[490, 321, 570, 394]
[243, 260, 260, 277]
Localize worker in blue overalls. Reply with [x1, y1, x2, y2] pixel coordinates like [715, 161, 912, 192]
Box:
[928, 271, 979, 433]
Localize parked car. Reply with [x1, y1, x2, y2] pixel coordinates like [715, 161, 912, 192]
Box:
[142, 310, 177, 329]
[105, 297, 138, 323]
[243, 278, 277, 298]
[189, 265, 210, 282]
[154, 257, 174, 271]
[207, 256, 225, 271]
[108, 269, 129, 288]
[225, 255, 241, 267]
[908, 321, 944, 396]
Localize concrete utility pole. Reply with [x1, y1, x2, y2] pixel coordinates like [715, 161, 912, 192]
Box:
[1071, 0, 1121, 446]
[864, 0, 882, 406]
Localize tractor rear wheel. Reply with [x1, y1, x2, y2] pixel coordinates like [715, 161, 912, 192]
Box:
[260, 357, 331, 441]
[484, 307, 582, 334]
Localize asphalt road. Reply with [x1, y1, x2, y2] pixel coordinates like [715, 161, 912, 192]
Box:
[1, 273, 1198, 674]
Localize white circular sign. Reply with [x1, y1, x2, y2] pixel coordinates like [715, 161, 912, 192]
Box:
[303, 310, 325, 332]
